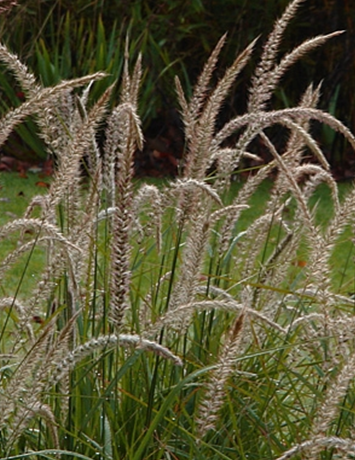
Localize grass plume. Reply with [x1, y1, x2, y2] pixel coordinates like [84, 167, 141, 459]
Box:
[1, 2, 355, 458]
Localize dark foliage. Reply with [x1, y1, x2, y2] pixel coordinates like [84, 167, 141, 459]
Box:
[0, 0, 354, 178]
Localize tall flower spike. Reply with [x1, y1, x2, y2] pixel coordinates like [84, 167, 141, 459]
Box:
[0, 72, 106, 148]
[211, 107, 355, 153]
[197, 310, 246, 437]
[248, 0, 305, 112]
[49, 334, 182, 387]
[0, 319, 54, 433]
[183, 38, 257, 180]
[304, 350, 355, 460]
[108, 49, 143, 330]
[0, 42, 39, 95]
[184, 33, 227, 142]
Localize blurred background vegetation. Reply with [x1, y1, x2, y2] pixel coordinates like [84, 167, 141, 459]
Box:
[0, 0, 354, 178]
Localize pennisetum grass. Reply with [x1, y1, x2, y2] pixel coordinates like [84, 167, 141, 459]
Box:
[1, 0, 355, 458]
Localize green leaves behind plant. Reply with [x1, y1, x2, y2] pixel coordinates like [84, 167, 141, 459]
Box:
[0, 13, 125, 162]
[0, 66, 47, 161]
[34, 13, 123, 102]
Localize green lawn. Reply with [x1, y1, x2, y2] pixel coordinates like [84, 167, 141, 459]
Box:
[0, 171, 50, 297]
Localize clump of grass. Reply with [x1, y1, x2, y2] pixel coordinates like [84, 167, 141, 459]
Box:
[1, 0, 355, 458]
